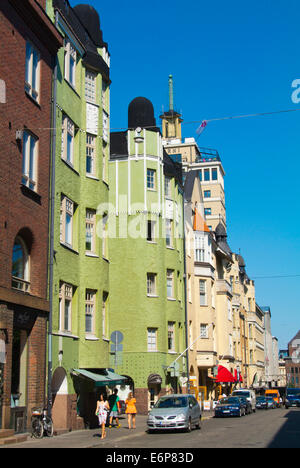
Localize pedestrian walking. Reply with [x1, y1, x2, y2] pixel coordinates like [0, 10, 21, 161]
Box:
[108, 388, 121, 428]
[125, 392, 137, 429]
[95, 394, 110, 439]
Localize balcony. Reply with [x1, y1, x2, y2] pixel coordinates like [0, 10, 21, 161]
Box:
[216, 279, 232, 296]
[196, 147, 221, 163]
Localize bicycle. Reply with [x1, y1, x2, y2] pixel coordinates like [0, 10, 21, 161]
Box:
[31, 407, 54, 439]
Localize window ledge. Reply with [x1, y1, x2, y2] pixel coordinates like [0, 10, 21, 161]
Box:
[147, 294, 158, 298]
[102, 256, 110, 263]
[61, 158, 80, 176]
[85, 252, 99, 258]
[167, 297, 176, 301]
[20, 184, 41, 205]
[85, 335, 99, 341]
[86, 174, 100, 181]
[53, 331, 79, 340]
[25, 90, 41, 109]
[60, 242, 79, 255]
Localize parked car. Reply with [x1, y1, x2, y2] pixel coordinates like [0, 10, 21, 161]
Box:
[231, 389, 256, 412]
[266, 397, 276, 409]
[285, 388, 300, 409]
[256, 396, 268, 410]
[147, 395, 201, 433]
[265, 389, 281, 407]
[237, 396, 252, 414]
[214, 397, 246, 418]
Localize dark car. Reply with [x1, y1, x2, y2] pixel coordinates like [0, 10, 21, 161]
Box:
[256, 396, 268, 410]
[238, 396, 252, 414]
[215, 397, 246, 418]
[285, 388, 300, 409]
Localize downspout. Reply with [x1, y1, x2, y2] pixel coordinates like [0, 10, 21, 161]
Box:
[182, 197, 190, 393]
[47, 10, 59, 416]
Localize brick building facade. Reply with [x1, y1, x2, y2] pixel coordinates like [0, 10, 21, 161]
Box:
[0, 0, 62, 432]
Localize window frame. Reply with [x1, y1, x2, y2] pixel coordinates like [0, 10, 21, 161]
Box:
[22, 130, 38, 192]
[147, 273, 157, 297]
[25, 41, 40, 102]
[61, 115, 75, 166]
[86, 133, 96, 177]
[12, 236, 30, 292]
[59, 282, 73, 333]
[85, 69, 97, 104]
[199, 279, 207, 306]
[85, 209, 96, 254]
[60, 195, 74, 247]
[64, 39, 76, 88]
[85, 289, 96, 335]
[147, 328, 157, 352]
[165, 219, 173, 247]
[168, 322, 175, 352]
[166, 269, 174, 299]
[147, 169, 156, 190]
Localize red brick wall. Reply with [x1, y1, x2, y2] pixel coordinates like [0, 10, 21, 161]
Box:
[0, 1, 54, 300]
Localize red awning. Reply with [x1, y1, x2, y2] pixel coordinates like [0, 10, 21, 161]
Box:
[215, 365, 235, 383]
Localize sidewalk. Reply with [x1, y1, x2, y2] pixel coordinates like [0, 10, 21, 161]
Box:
[0, 411, 214, 449]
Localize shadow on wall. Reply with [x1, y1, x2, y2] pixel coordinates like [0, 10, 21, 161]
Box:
[268, 410, 300, 448]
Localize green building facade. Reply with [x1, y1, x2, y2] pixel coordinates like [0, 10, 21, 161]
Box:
[109, 98, 187, 414]
[46, 0, 111, 430]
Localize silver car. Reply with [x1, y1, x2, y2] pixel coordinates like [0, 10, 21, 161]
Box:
[147, 394, 202, 433]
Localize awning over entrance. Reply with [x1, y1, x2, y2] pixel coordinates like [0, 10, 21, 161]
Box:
[215, 366, 235, 383]
[147, 374, 162, 385]
[73, 369, 127, 387]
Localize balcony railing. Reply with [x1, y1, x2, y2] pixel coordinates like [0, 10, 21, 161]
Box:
[216, 279, 232, 295]
[196, 147, 221, 163]
[12, 277, 30, 293]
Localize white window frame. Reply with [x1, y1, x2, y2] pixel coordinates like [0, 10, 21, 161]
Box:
[103, 110, 109, 143]
[12, 236, 30, 292]
[59, 282, 73, 333]
[61, 115, 75, 166]
[168, 322, 175, 352]
[102, 292, 108, 338]
[164, 176, 172, 198]
[85, 289, 96, 335]
[85, 69, 97, 104]
[147, 169, 156, 190]
[22, 131, 38, 192]
[147, 220, 156, 242]
[147, 328, 157, 352]
[147, 273, 157, 296]
[60, 195, 74, 247]
[166, 219, 173, 247]
[195, 235, 205, 263]
[200, 323, 208, 339]
[25, 41, 40, 102]
[86, 209, 96, 253]
[64, 39, 76, 87]
[167, 269, 174, 299]
[86, 133, 96, 176]
[199, 280, 207, 306]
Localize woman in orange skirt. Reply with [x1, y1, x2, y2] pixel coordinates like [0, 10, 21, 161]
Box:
[125, 392, 137, 429]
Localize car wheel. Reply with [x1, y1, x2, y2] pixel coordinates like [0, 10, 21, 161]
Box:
[186, 418, 192, 432]
[195, 417, 202, 430]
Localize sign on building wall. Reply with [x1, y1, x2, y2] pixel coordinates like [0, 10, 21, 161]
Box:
[86, 103, 99, 136]
[0, 80, 6, 104]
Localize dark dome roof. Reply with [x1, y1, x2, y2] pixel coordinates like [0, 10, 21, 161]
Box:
[73, 4, 102, 47]
[237, 255, 246, 267]
[128, 97, 157, 130]
[215, 222, 227, 238]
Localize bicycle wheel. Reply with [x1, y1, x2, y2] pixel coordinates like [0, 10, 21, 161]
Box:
[32, 418, 44, 439]
[44, 416, 54, 437]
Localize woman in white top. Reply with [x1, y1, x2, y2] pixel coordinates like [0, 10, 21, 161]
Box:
[95, 394, 110, 439]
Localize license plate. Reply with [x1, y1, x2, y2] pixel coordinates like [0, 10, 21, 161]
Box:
[223, 410, 230, 413]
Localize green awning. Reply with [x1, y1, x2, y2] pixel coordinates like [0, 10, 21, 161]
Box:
[73, 369, 127, 387]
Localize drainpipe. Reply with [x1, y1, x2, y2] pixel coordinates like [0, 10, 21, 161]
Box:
[47, 10, 59, 417]
[182, 197, 190, 393]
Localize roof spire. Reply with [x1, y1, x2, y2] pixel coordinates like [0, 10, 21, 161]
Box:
[169, 74, 174, 111]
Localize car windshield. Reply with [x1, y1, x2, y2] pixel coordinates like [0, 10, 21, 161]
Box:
[154, 397, 188, 408]
[287, 389, 300, 397]
[233, 391, 250, 397]
[257, 397, 266, 401]
[220, 397, 240, 405]
[266, 397, 274, 401]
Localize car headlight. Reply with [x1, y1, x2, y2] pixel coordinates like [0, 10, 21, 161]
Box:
[176, 413, 186, 420]
[148, 415, 155, 421]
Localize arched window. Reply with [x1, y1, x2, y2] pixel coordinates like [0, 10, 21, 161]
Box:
[12, 237, 30, 292]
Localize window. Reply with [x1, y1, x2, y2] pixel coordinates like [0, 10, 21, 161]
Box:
[204, 169, 210, 181]
[167, 270, 174, 298]
[228, 300, 232, 321]
[59, 282, 73, 333]
[165, 176, 172, 198]
[60, 195, 74, 246]
[199, 280, 207, 306]
[61, 115, 75, 165]
[166, 219, 173, 247]
[86, 209, 96, 253]
[147, 273, 157, 296]
[103, 111, 109, 143]
[204, 208, 211, 216]
[147, 169, 156, 190]
[198, 170, 202, 182]
[12, 237, 30, 292]
[195, 235, 205, 262]
[102, 292, 108, 338]
[86, 134, 96, 176]
[85, 69, 97, 103]
[102, 80, 108, 108]
[168, 322, 175, 351]
[212, 168, 218, 181]
[64, 39, 76, 87]
[204, 190, 211, 198]
[102, 213, 108, 258]
[147, 328, 157, 352]
[85, 290, 96, 334]
[22, 131, 38, 191]
[147, 220, 156, 242]
[25, 42, 40, 101]
[200, 324, 208, 338]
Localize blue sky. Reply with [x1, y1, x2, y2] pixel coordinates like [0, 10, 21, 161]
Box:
[70, 0, 300, 349]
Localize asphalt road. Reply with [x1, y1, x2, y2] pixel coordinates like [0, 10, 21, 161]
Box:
[97, 407, 300, 449]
